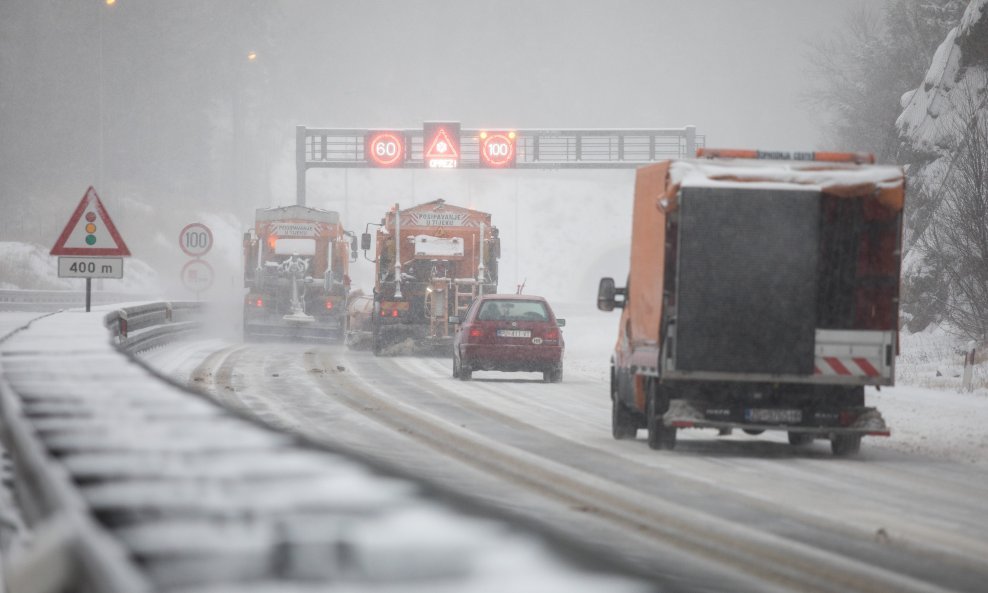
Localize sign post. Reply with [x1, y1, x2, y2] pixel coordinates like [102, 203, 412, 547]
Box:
[50, 187, 131, 312]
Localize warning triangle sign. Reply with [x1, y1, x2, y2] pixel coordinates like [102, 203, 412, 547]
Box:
[51, 187, 131, 256]
[425, 127, 460, 159]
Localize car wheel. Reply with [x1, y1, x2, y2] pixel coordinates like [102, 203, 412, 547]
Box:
[459, 360, 472, 381]
[452, 353, 460, 378]
[788, 431, 814, 446]
[543, 363, 563, 383]
[831, 434, 862, 457]
[646, 390, 676, 450]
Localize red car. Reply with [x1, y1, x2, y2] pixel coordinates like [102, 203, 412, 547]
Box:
[453, 294, 565, 382]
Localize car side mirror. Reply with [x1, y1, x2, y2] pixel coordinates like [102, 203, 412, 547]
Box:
[361, 232, 372, 251]
[449, 315, 462, 325]
[597, 277, 626, 311]
[556, 318, 566, 327]
[350, 235, 358, 262]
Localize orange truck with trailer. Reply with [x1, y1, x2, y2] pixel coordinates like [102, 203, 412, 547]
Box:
[242, 205, 355, 340]
[597, 149, 905, 455]
[360, 199, 499, 355]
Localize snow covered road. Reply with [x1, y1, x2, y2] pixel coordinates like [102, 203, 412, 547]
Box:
[143, 305, 988, 593]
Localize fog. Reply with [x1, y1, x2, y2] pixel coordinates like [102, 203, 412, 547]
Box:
[0, 0, 882, 302]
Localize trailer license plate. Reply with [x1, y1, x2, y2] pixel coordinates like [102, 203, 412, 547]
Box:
[745, 408, 802, 424]
[497, 329, 531, 338]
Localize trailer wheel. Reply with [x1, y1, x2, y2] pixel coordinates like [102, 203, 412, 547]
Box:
[830, 434, 862, 456]
[788, 432, 814, 446]
[611, 397, 638, 440]
[646, 392, 676, 450]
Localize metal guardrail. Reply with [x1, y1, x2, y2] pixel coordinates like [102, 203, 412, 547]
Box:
[0, 303, 646, 593]
[103, 302, 203, 354]
[0, 301, 199, 593]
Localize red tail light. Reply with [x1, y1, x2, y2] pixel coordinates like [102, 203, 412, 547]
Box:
[544, 328, 559, 340]
[325, 300, 334, 310]
[255, 298, 264, 307]
[392, 309, 399, 317]
[469, 327, 483, 338]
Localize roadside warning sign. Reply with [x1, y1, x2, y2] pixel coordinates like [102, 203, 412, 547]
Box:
[51, 187, 131, 256]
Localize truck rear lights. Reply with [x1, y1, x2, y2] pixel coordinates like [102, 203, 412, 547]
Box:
[380, 308, 400, 317]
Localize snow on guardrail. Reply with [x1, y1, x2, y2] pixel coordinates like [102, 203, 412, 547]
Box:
[0, 304, 650, 593]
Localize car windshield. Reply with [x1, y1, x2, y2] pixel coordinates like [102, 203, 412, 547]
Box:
[477, 300, 548, 322]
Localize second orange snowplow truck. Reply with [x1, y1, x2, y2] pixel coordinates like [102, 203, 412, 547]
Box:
[361, 199, 499, 355]
[598, 149, 905, 456]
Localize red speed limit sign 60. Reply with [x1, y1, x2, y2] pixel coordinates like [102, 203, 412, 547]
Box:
[179, 222, 213, 257]
[479, 131, 517, 168]
[365, 131, 406, 167]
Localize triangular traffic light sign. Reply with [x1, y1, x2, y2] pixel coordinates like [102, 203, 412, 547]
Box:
[425, 127, 460, 159]
[51, 187, 131, 256]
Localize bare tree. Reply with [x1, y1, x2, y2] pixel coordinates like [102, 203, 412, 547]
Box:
[803, 0, 964, 160]
[918, 72, 988, 342]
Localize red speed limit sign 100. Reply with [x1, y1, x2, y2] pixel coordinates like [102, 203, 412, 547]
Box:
[365, 131, 406, 167]
[179, 222, 213, 257]
[479, 131, 517, 168]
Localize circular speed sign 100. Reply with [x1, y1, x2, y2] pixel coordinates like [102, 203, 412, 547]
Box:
[179, 222, 213, 257]
[479, 131, 517, 168]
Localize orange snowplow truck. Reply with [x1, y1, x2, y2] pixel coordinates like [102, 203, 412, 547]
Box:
[243, 205, 355, 341]
[598, 149, 905, 456]
[361, 199, 499, 355]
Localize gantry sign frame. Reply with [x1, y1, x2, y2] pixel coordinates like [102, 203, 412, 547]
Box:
[295, 124, 703, 206]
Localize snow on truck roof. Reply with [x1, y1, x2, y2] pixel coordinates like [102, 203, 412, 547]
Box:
[669, 156, 905, 211]
[255, 205, 340, 224]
